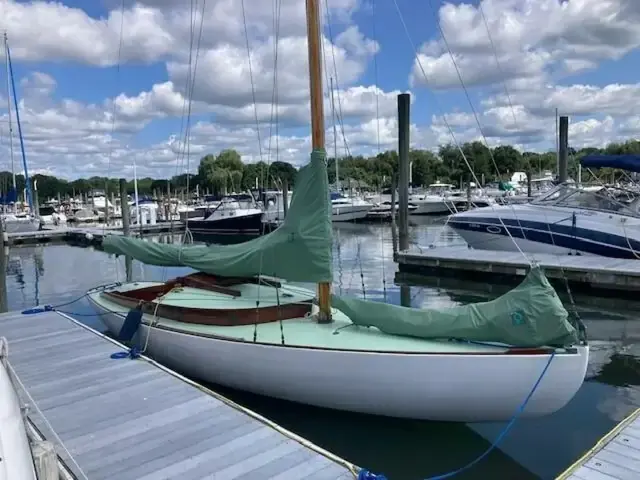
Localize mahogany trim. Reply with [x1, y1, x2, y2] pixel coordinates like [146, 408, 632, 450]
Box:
[102, 289, 311, 326]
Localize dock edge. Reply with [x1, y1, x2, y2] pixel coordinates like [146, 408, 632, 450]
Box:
[53, 310, 359, 478]
[555, 407, 640, 479]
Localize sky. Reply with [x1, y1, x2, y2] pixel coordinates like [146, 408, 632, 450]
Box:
[0, 0, 639, 180]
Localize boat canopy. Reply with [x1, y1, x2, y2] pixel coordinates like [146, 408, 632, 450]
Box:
[102, 149, 333, 283]
[0, 187, 17, 205]
[581, 154, 640, 173]
[332, 267, 579, 347]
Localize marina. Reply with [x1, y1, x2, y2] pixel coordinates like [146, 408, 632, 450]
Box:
[0, 308, 356, 479]
[1, 0, 640, 478]
[0, 224, 638, 479]
[3, 222, 185, 246]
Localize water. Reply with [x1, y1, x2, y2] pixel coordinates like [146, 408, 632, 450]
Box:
[2, 220, 639, 479]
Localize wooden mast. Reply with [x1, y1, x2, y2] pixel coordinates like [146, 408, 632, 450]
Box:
[305, 0, 332, 323]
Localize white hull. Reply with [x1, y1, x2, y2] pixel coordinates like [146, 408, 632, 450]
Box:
[1, 216, 40, 234]
[0, 341, 37, 480]
[40, 213, 67, 226]
[452, 229, 591, 255]
[332, 206, 371, 222]
[449, 202, 640, 258]
[88, 294, 589, 422]
[410, 200, 452, 215]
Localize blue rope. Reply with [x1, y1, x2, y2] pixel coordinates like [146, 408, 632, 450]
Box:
[358, 470, 387, 480]
[358, 351, 556, 480]
[20, 296, 142, 360]
[110, 346, 141, 360]
[21, 305, 54, 315]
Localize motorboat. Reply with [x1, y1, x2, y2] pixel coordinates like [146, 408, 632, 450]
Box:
[0, 213, 41, 233]
[331, 192, 374, 221]
[38, 205, 66, 226]
[448, 154, 640, 258]
[187, 195, 265, 235]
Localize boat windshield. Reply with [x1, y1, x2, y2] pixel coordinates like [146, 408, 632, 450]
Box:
[531, 184, 576, 204]
[427, 184, 454, 195]
[533, 184, 640, 216]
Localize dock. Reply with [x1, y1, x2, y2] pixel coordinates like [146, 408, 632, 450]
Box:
[5, 222, 185, 246]
[395, 247, 640, 298]
[0, 309, 356, 479]
[556, 407, 640, 480]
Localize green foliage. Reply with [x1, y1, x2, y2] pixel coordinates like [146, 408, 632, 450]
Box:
[3, 140, 640, 202]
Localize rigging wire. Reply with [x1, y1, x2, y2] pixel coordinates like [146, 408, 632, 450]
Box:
[241, 0, 284, 340]
[180, 0, 207, 249]
[322, 0, 352, 159]
[423, 0, 532, 250]
[371, 0, 387, 301]
[323, 0, 368, 299]
[240, 0, 264, 164]
[472, 1, 585, 333]
[390, 0, 528, 262]
[103, 0, 126, 237]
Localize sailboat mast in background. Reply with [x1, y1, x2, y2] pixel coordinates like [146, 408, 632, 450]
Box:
[4, 34, 15, 192]
[305, 0, 332, 323]
[5, 33, 33, 211]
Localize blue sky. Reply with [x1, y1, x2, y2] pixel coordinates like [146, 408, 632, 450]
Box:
[1, 0, 639, 179]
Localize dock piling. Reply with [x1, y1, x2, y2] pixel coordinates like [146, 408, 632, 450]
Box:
[397, 93, 410, 252]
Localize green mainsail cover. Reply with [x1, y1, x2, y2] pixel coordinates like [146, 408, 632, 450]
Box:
[332, 267, 579, 347]
[102, 149, 333, 283]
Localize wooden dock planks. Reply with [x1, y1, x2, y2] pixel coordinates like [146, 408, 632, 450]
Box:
[557, 408, 640, 480]
[0, 309, 355, 480]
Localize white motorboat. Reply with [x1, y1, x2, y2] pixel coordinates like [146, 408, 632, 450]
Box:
[38, 205, 67, 226]
[1, 213, 41, 233]
[449, 178, 640, 258]
[187, 195, 265, 235]
[331, 193, 374, 221]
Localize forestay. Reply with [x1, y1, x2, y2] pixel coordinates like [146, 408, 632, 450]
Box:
[332, 267, 579, 348]
[102, 149, 333, 283]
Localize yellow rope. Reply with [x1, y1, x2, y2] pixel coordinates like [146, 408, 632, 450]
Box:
[556, 407, 640, 479]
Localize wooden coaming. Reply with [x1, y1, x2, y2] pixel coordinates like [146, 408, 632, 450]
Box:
[102, 273, 312, 326]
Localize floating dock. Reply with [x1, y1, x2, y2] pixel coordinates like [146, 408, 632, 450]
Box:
[396, 247, 640, 297]
[556, 407, 640, 480]
[5, 222, 185, 246]
[0, 309, 356, 480]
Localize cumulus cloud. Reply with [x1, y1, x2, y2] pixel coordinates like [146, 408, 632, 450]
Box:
[0, 0, 638, 179]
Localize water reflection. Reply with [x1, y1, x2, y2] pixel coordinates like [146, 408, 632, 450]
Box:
[1, 221, 639, 479]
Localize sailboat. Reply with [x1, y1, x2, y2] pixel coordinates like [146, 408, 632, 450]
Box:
[1, 34, 40, 234]
[87, 0, 588, 422]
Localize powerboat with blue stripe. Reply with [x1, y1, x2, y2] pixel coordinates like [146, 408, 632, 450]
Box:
[448, 154, 640, 258]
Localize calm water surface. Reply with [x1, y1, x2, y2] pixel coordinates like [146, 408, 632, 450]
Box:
[2, 219, 639, 480]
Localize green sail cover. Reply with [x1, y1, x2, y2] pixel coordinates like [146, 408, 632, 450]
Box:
[332, 267, 579, 347]
[102, 149, 333, 283]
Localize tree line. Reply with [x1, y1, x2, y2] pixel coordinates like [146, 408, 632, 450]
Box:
[2, 140, 639, 202]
